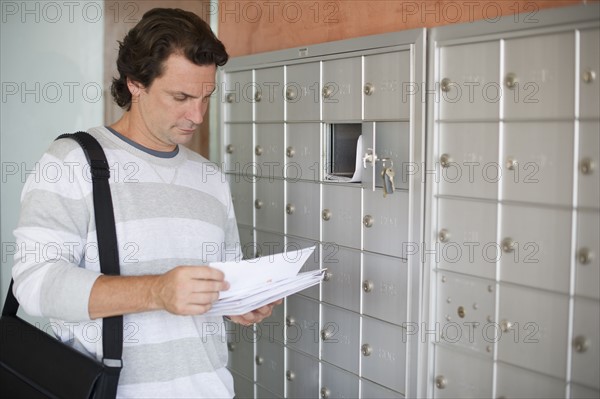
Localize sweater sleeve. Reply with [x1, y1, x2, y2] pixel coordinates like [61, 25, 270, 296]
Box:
[12, 139, 101, 321]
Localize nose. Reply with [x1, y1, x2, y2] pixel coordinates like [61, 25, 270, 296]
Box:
[186, 100, 207, 125]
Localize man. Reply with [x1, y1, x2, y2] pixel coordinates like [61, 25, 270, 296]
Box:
[12, 8, 277, 398]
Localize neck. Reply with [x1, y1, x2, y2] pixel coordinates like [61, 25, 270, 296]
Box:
[110, 112, 176, 152]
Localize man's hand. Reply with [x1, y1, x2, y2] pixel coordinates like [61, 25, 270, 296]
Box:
[227, 299, 283, 326]
[151, 266, 230, 315]
[88, 265, 230, 319]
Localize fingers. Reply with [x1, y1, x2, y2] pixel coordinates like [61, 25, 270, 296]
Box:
[227, 312, 257, 326]
[155, 266, 230, 316]
[255, 304, 274, 316]
[228, 300, 283, 326]
[190, 279, 229, 294]
[185, 266, 229, 288]
[174, 266, 230, 293]
[189, 291, 220, 305]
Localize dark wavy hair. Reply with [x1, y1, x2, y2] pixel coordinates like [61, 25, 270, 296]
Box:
[111, 8, 229, 110]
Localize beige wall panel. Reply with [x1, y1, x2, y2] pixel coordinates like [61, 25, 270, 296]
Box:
[219, 0, 583, 57]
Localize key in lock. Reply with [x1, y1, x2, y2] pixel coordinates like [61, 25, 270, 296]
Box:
[380, 158, 395, 197]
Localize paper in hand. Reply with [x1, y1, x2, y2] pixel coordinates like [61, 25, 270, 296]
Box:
[207, 246, 324, 316]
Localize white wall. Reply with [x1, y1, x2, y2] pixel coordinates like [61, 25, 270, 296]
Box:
[0, 0, 104, 321]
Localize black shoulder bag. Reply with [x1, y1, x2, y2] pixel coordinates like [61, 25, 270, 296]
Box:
[0, 132, 123, 398]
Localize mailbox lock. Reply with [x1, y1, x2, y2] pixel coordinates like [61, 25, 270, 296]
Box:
[361, 343, 372, 356]
[254, 199, 263, 209]
[320, 387, 331, 399]
[227, 342, 235, 352]
[439, 153, 452, 168]
[506, 157, 518, 171]
[225, 93, 235, 103]
[363, 148, 377, 167]
[254, 91, 262, 102]
[322, 209, 332, 221]
[286, 87, 298, 101]
[286, 370, 295, 381]
[505, 73, 518, 89]
[582, 69, 596, 84]
[502, 237, 516, 253]
[441, 78, 452, 93]
[577, 248, 593, 265]
[286, 146, 295, 158]
[457, 306, 466, 318]
[363, 215, 374, 228]
[225, 144, 234, 154]
[255, 355, 264, 366]
[573, 335, 589, 353]
[579, 158, 595, 175]
[323, 271, 333, 281]
[363, 280, 374, 293]
[435, 375, 447, 389]
[255, 145, 263, 156]
[286, 203, 295, 215]
[438, 229, 450, 243]
[286, 316, 295, 327]
[364, 83, 375, 96]
[322, 85, 333, 99]
[321, 328, 332, 341]
[500, 319, 514, 333]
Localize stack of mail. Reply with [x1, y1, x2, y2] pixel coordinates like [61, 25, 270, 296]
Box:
[207, 246, 325, 316]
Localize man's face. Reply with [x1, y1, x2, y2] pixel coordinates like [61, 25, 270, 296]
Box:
[129, 53, 216, 151]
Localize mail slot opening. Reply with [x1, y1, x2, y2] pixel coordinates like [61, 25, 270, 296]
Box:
[326, 123, 362, 181]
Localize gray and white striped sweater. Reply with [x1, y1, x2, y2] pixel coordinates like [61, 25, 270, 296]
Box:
[12, 126, 241, 398]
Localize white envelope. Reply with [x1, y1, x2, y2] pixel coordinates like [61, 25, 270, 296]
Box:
[207, 246, 323, 316]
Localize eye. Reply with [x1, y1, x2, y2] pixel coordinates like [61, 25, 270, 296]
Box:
[173, 94, 188, 102]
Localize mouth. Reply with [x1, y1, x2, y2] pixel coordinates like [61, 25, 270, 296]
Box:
[178, 127, 197, 134]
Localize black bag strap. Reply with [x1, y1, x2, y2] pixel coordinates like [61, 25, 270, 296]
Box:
[57, 132, 123, 396]
[2, 280, 19, 316]
[2, 131, 123, 397]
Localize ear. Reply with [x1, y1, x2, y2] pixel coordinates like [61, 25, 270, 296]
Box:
[126, 78, 144, 97]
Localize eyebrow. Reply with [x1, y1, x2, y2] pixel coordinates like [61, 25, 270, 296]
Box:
[168, 88, 216, 98]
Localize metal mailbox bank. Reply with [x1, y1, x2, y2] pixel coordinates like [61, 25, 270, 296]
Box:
[218, 4, 600, 398]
